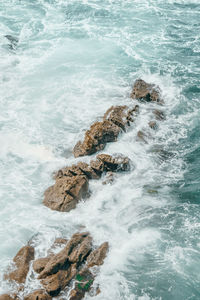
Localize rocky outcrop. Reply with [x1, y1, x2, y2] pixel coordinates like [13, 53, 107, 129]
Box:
[73, 105, 138, 158]
[4, 246, 34, 284]
[1, 232, 108, 299]
[131, 79, 162, 103]
[44, 154, 130, 212]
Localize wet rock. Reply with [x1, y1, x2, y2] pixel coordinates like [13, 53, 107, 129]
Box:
[38, 232, 90, 279]
[103, 105, 135, 131]
[41, 266, 76, 297]
[0, 295, 18, 300]
[43, 176, 89, 212]
[131, 79, 161, 103]
[96, 154, 130, 172]
[24, 290, 52, 300]
[5, 246, 34, 284]
[68, 235, 92, 265]
[153, 109, 165, 120]
[33, 257, 53, 274]
[73, 120, 121, 157]
[149, 121, 158, 130]
[137, 131, 148, 144]
[54, 162, 100, 180]
[86, 242, 109, 268]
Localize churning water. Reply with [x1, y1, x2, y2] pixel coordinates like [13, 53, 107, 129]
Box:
[0, 0, 200, 299]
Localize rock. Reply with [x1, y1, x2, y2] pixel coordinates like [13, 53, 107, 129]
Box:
[73, 120, 121, 157]
[54, 162, 100, 180]
[73, 104, 139, 158]
[149, 121, 158, 130]
[86, 242, 109, 268]
[137, 131, 148, 144]
[43, 176, 89, 212]
[96, 154, 130, 172]
[131, 79, 161, 103]
[33, 257, 53, 274]
[41, 266, 76, 297]
[24, 290, 52, 300]
[103, 105, 133, 131]
[5, 246, 34, 284]
[0, 295, 18, 300]
[68, 235, 92, 265]
[153, 109, 165, 120]
[38, 232, 90, 279]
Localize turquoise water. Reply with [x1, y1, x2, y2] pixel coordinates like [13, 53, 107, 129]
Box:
[0, 0, 200, 299]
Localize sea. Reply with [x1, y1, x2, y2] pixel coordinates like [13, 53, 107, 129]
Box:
[0, 0, 200, 299]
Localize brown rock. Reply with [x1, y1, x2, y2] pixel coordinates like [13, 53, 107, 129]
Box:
[41, 266, 76, 297]
[54, 162, 100, 180]
[97, 154, 130, 172]
[39, 232, 90, 279]
[43, 176, 89, 212]
[131, 79, 161, 103]
[104, 105, 130, 131]
[5, 246, 34, 284]
[73, 120, 121, 157]
[24, 290, 52, 300]
[33, 256, 53, 274]
[86, 242, 109, 268]
[68, 235, 92, 265]
[0, 295, 18, 300]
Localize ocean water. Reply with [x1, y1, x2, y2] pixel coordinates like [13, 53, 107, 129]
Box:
[0, 0, 200, 299]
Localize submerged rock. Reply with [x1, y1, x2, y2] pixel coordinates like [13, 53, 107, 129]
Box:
[131, 79, 162, 103]
[5, 246, 34, 284]
[73, 105, 138, 158]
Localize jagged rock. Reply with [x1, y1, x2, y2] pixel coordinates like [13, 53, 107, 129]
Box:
[149, 121, 158, 130]
[33, 256, 53, 274]
[153, 109, 165, 120]
[96, 154, 130, 172]
[86, 242, 109, 268]
[24, 290, 52, 300]
[73, 105, 139, 158]
[131, 79, 161, 103]
[68, 235, 92, 265]
[54, 162, 100, 180]
[0, 295, 18, 300]
[43, 176, 89, 212]
[38, 233, 90, 279]
[41, 266, 76, 297]
[5, 246, 34, 284]
[103, 105, 137, 131]
[73, 120, 121, 157]
[44, 153, 130, 212]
